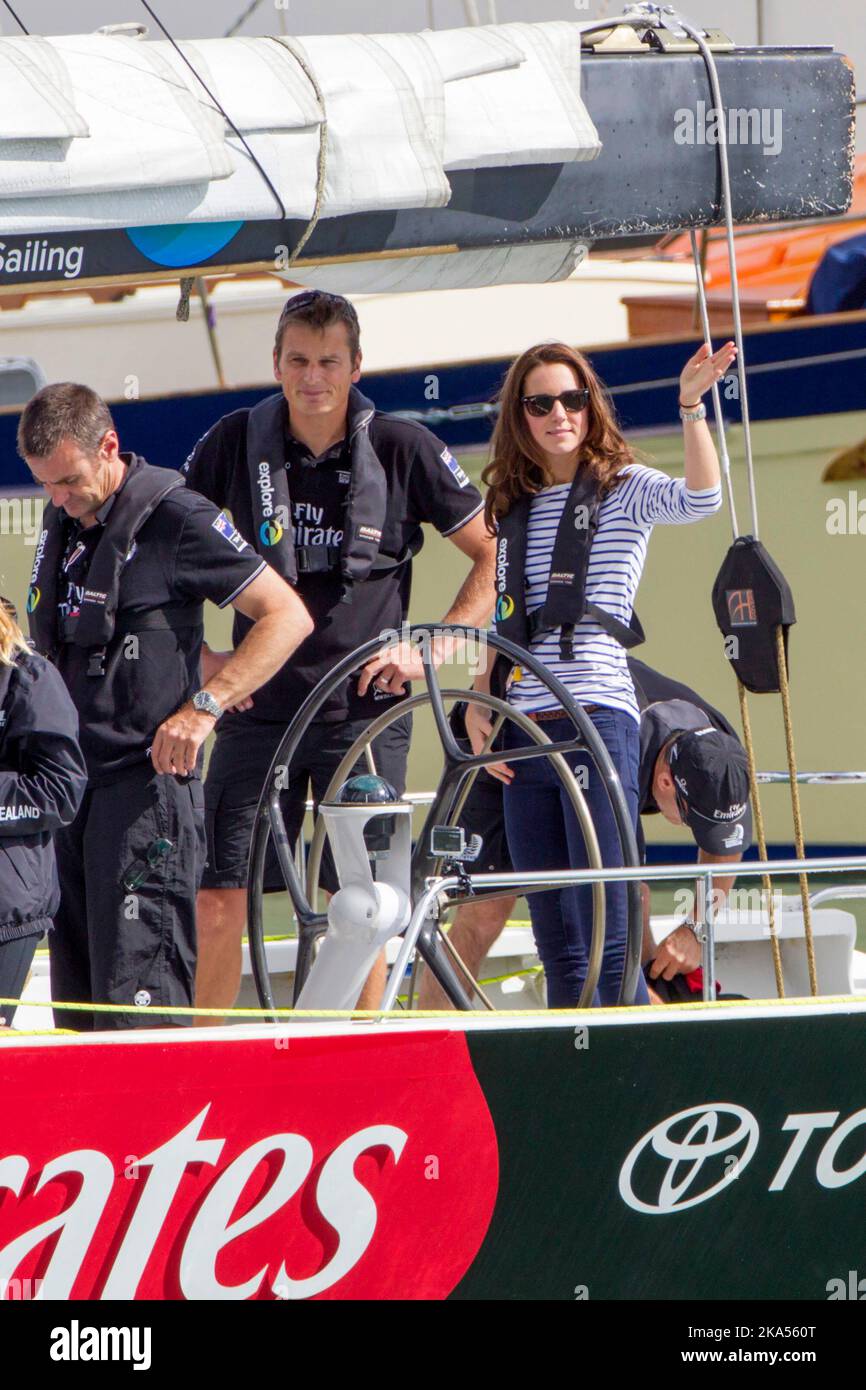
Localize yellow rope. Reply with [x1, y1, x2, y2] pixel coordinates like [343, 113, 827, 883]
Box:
[775, 624, 818, 995]
[1, 992, 864, 1039]
[0, 995, 556, 1022]
[737, 679, 786, 997]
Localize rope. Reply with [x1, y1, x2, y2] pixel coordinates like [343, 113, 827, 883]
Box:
[267, 36, 329, 268]
[775, 625, 818, 994]
[176, 276, 194, 321]
[1, 994, 864, 1035]
[736, 681, 785, 998]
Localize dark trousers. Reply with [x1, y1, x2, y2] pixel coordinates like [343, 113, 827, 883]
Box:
[0, 933, 41, 1027]
[503, 708, 650, 1008]
[51, 762, 206, 1031]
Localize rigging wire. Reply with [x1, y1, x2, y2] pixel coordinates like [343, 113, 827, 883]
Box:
[0, 0, 28, 34]
[674, 11, 761, 539]
[688, 229, 739, 536]
[224, 0, 267, 38]
[673, 5, 818, 996]
[137, 0, 288, 224]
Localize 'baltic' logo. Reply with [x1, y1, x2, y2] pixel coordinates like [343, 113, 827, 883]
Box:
[260, 519, 283, 546]
[495, 594, 514, 623]
[26, 586, 40, 613]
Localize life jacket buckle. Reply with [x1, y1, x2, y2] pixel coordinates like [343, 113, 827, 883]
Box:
[86, 647, 107, 677]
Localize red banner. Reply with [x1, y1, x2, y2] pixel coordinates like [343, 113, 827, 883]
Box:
[0, 1030, 499, 1300]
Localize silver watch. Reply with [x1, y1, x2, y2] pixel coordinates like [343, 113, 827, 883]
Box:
[192, 690, 223, 720]
[679, 401, 707, 423]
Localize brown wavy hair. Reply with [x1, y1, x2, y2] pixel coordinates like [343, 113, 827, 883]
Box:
[482, 343, 635, 532]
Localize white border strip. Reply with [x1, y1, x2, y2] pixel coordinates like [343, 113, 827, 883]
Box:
[6, 994, 866, 1049]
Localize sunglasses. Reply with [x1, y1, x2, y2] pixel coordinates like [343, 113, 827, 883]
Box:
[281, 289, 358, 321]
[521, 389, 590, 417]
[121, 837, 174, 893]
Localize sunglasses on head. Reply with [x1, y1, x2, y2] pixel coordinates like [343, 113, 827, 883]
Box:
[281, 288, 358, 319]
[521, 388, 590, 417]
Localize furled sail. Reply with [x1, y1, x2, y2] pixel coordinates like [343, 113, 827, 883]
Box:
[0, 24, 600, 231]
[0, 21, 854, 295]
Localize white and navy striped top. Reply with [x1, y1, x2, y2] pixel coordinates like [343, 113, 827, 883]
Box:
[505, 464, 722, 722]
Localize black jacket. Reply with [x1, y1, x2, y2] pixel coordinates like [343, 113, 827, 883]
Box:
[0, 650, 87, 943]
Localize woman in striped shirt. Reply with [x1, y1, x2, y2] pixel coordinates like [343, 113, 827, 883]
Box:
[466, 338, 736, 1007]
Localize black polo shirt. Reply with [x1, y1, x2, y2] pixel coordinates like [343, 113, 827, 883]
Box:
[629, 656, 740, 818]
[182, 395, 483, 724]
[52, 480, 266, 784]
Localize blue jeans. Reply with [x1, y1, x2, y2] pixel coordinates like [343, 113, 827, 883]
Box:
[502, 708, 649, 1008]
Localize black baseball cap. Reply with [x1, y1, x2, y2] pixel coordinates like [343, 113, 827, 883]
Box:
[668, 727, 753, 855]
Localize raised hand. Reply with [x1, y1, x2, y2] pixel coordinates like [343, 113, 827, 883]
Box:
[679, 340, 737, 406]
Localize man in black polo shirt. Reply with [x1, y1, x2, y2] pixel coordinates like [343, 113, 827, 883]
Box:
[182, 290, 495, 1018]
[418, 656, 752, 1008]
[18, 383, 313, 1030]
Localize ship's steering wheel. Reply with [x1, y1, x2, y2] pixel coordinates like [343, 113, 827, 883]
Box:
[247, 626, 643, 1013]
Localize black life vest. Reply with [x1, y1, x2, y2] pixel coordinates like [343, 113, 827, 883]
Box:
[493, 467, 645, 666]
[246, 385, 417, 602]
[27, 454, 202, 677]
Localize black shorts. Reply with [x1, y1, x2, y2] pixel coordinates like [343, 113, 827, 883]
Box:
[202, 714, 412, 893]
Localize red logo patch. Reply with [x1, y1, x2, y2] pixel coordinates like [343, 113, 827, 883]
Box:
[726, 588, 757, 627]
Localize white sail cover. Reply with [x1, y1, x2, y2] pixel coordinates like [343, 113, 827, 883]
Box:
[0, 21, 601, 234]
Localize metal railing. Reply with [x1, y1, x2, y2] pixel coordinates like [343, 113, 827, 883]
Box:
[294, 774, 866, 879]
[379, 852, 866, 1010]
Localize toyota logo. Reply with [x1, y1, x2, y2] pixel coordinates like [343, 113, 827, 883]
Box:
[619, 1104, 759, 1214]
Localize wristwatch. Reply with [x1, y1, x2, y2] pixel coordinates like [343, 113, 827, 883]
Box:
[679, 401, 707, 423]
[192, 690, 223, 720]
